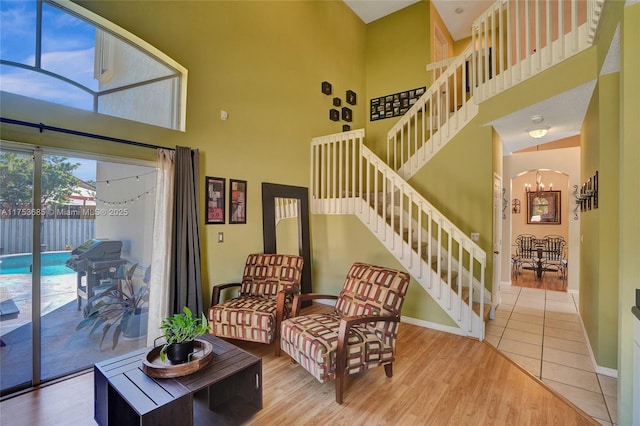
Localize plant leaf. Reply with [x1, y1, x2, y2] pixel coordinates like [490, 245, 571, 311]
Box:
[111, 323, 122, 350]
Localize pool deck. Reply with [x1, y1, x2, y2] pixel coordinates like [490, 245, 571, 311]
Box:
[0, 272, 77, 335]
[0, 272, 148, 393]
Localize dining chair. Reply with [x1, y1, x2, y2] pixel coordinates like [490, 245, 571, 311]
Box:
[514, 234, 539, 276]
[541, 235, 567, 281]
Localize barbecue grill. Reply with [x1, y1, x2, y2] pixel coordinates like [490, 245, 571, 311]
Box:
[65, 239, 126, 312]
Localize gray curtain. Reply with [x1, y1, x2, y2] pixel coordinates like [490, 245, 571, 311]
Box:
[169, 146, 204, 315]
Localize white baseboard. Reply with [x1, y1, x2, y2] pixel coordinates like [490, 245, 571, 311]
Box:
[577, 308, 619, 379]
[401, 315, 465, 336]
[314, 300, 466, 337]
[595, 365, 618, 378]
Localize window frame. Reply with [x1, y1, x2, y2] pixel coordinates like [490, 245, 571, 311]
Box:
[0, 0, 188, 131]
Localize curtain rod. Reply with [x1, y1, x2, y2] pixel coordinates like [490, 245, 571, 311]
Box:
[1, 117, 174, 151]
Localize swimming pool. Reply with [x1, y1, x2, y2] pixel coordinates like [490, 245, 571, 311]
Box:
[0, 251, 73, 276]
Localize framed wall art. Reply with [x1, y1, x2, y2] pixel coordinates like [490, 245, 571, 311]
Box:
[205, 176, 225, 224]
[341, 107, 352, 122]
[346, 90, 357, 105]
[229, 179, 247, 224]
[321, 81, 332, 95]
[527, 190, 561, 224]
[370, 86, 425, 121]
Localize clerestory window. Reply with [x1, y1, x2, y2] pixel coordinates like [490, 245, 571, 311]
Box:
[0, 0, 187, 131]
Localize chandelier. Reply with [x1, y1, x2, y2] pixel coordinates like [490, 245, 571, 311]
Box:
[525, 170, 552, 196]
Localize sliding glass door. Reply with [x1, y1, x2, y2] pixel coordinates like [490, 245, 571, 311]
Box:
[0, 148, 35, 393]
[0, 145, 156, 396]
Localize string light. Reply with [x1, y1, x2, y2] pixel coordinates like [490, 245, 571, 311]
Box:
[94, 170, 156, 184]
[95, 186, 156, 206]
[92, 169, 157, 206]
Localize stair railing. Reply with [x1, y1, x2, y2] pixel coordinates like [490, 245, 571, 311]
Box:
[390, 0, 603, 181]
[472, 0, 604, 102]
[311, 129, 487, 338]
[387, 46, 478, 180]
[274, 197, 298, 225]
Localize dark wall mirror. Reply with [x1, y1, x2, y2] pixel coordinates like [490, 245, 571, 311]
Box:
[261, 183, 312, 296]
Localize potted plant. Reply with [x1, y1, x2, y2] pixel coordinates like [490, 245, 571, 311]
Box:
[76, 263, 149, 349]
[159, 306, 211, 363]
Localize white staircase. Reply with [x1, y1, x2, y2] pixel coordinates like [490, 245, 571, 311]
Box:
[310, 0, 605, 340]
[311, 130, 490, 339]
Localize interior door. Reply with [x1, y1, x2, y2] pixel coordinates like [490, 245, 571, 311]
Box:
[492, 174, 503, 306]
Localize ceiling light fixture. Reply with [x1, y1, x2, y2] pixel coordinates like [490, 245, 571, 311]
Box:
[528, 127, 549, 138]
[527, 114, 549, 139]
[455, 7, 464, 14]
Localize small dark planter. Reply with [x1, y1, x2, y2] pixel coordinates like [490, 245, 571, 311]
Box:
[166, 340, 195, 364]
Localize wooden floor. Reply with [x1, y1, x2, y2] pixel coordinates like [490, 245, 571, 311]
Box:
[0, 305, 597, 426]
[513, 267, 568, 292]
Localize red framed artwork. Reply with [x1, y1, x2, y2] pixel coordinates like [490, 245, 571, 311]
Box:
[206, 176, 225, 224]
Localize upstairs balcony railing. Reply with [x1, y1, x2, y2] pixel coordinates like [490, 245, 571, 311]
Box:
[387, 0, 603, 180]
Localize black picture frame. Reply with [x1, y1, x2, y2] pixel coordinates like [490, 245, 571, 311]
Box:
[321, 81, 332, 95]
[205, 176, 225, 224]
[341, 107, 352, 122]
[527, 190, 561, 224]
[370, 86, 425, 121]
[342, 124, 351, 132]
[346, 90, 357, 105]
[229, 179, 247, 224]
[329, 109, 339, 121]
[333, 97, 341, 106]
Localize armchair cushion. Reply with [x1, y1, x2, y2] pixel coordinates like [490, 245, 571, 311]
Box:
[210, 296, 292, 344]
[209, 253, 303, 350]
[282, 312, 395, 382]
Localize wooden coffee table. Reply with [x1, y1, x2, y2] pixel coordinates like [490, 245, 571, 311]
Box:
[94, 334, 262, 426]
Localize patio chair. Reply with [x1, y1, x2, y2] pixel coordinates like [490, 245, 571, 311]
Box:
[280, 262, 410, 404]
[208, 253, 303, 356]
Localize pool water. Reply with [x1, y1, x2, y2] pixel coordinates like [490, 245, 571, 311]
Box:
[0, 251, 73, 276]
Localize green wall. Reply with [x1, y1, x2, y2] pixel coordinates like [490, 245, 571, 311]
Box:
[580, 73, 620, 370]
[364, 1, 431, 157]
[310, 214, 456, 326]
[408, 116, 494, 288]
[618, 3, 640, 423]
[77, 0, 370, 301]
[1, 0, 367, 305]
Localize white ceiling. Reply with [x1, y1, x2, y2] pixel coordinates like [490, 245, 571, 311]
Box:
[344, 0, 491, 40]
[486, 81, 597, 155]
[430, 0, 494, 41]
[343, 0, 420, 25]
[344, 0, 617, 154]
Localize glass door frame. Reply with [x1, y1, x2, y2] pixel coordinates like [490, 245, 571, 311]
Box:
[1, 141, 156, 396]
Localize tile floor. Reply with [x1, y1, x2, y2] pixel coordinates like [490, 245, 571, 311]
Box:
[485, 285, 618, 425]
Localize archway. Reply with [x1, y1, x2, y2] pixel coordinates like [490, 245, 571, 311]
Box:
[502, 147, 580, 292]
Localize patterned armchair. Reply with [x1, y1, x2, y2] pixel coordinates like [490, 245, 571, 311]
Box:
[280, 262, 410, 404]
[208, 253, 304, 356]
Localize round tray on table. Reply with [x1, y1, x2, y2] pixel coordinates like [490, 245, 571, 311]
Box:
[142, 338, 214, 378]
